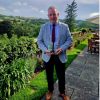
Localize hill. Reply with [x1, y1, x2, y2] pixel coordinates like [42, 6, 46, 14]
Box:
[0, 14, 99, 31]
[76, 20, 99, 30]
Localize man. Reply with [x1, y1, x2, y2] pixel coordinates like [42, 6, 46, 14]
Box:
[37, 6, 72, 100]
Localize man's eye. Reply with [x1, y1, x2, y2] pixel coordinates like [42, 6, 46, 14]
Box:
[49, 14, 56, 16]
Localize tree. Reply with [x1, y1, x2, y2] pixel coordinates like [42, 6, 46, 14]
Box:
[65, 0, 77, 32]
[0, 20, 13, 38]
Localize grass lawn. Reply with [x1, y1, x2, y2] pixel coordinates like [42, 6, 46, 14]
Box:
[10, 39, 88, 100]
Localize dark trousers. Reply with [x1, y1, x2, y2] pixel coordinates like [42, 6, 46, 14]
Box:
[44, 55, 65, 94]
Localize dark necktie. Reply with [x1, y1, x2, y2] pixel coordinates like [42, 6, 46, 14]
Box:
[52, 24, 55, 43]
[52, 24, 55, 52]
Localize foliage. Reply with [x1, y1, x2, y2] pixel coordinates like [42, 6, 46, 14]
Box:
[72, 32, 92, 47]
[12, 20, 41, 38]
[76, 20, 99, 30]
[0, 58, 34, 99]
[65, 0, 77, 32]
[0, 35, 38, 99]
[0, 14, 98, 35]
[0, 20, 13, 38]
[0, 18, 41, 38]
[0, 34, 37, 65]
[81, 28, 87, 34]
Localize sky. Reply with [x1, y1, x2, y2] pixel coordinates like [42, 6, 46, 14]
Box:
[0, 0, 99, 20]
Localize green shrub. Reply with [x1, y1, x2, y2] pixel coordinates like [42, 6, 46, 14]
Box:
[0, 35, 38, 99]
[0, 35, 37, 65]
[0, 58, 34, 99]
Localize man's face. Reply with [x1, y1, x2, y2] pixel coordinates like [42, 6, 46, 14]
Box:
[48, 8, 59, 23]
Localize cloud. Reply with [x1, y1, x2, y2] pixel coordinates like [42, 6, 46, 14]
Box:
[13, 1, 28, 7]
[23, 2, 28, 6]
[76, 0, 99, 4]
[40, 10, 46, 14]
[0, 6, 12, 15]
[89, 12, 99, 17]
[31, 6, 39, 12]
[13, 1, 22, 6]
[13, 9, 20, 13]
[0, 6, 6, 10]
[0, 0, 99, 19]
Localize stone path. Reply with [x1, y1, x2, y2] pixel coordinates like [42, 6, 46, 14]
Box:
[41, 47, 99, 100]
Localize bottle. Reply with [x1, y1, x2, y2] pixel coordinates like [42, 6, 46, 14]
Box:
[48, 43, 53, 52]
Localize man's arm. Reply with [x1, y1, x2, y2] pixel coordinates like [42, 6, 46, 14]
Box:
[37, 25, 47, 52]
[37, 25, 55, 56]
[60, 24, 73, 51]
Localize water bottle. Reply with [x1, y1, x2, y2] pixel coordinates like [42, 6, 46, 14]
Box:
[48, 43, 53, 52]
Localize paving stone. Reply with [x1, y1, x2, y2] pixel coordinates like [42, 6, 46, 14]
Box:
[71, 89, 99, 100]
[68, 62, 84, 69]
[72, 58, 86, 65]
[65, 74, 79, 89]
[85, 63, 99, 71]
[74, 78, 98, 96]
[65, 85, 74, 97]
[86, 61, 99, 67]
[86, 55, 99, 63]
[65, 67, 83, 77]
[80, 68, 99, 83]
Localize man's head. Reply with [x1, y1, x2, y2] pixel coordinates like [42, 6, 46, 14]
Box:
[48, 6, 59, 23]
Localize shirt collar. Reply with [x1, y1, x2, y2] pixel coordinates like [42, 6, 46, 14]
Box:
[49, 21, 59, 26]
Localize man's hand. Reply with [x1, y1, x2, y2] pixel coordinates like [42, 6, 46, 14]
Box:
[55, 48, 63, 55]
[45, 50, 55, 56]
